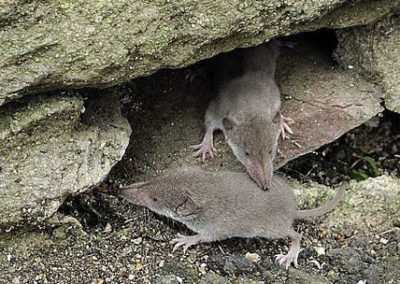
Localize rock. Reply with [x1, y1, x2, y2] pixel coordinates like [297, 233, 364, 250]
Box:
[0, 93, 83, 153]
[328, 247, 369, 277]
[206, 254, 257, 276]
[161, 261, 199, 283]
[288, 269, 332, 284]
[335, 14, 400, 113]
[153, 275, 181, 284]
[199, 271, 229, 284]
[245, 252, 261, 263]
[321, 175, 400, 235]
[274, 42, 384, 167]
[0, 91, 131, 224]
[304, 0, 400, 30]
[0, 0, 398, 105]
[47, 213, 88, 242]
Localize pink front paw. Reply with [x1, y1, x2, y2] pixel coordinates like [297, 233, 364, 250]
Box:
[275, 253, 298, 269]
[190, 142, 217, 161]
[280, 113, 294, 140]
[190, 129, 216, 161]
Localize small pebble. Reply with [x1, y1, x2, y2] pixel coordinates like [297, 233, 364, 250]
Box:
[103, 223, 112, 233]
[379, 238, 388, 245]
[245, 252, 261, 263]
[133, 237, 142, 245]
[315, 246, 325, 256]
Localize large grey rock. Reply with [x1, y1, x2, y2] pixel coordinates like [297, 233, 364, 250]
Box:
[1, 0, 399, 106]
[0, 92, 131, 224]
[335, 14, 400, 113]
[275, 42, 384, 167]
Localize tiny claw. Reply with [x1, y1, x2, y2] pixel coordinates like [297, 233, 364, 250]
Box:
[274, 248, 301, 269]
[170, 234, 201, 254]
[191, 129, 216, 161]
[191, 141, 217, 161]
[279, 113, 294, 140]
[283, 122, 293, 135]
[172, 243, 181, 252]
[190, 144, 202, 150]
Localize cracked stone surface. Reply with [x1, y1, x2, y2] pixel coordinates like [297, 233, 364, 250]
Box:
[0, 92, 131, 224]
[275, 42, 384, 167]
[1, 0, 399, 106]
[335, 14, 400, 113]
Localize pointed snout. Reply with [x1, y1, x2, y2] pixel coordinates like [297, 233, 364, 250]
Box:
[260, 178, 272, 191]
[257, 171, 272, 191]
[248, 162, 273, 190]
[262, 164, 274, 191]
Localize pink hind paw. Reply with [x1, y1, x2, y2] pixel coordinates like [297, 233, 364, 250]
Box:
[275, 231, 302, 269]
[170, 233, 202, 253]
[275, 249, 301, 269]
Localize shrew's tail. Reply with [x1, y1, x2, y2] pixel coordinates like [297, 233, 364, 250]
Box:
[296, 183, 346, 219]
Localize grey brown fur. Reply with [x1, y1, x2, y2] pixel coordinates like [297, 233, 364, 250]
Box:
[120, 167, 345, 268]
[192, 40, 287, 190]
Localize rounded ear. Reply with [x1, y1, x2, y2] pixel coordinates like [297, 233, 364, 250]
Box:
[222, 117, 234, 130]
[175, 197, 198, 216]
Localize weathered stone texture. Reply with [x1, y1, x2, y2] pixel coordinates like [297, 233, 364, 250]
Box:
[0, 92, 131, 224]
[275, 43, 384, 167]
[305, 0, 400, 29]
[1, 0, 398, 106]
[335, 14, 400, 113]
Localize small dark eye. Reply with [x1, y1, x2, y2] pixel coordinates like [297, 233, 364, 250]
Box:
[268, 150, 272, 155]
[245, 151, 250, 156]
[153, 197, 158, 202]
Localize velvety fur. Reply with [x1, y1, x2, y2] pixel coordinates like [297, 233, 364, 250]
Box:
[120, 167, 345, 268]
[201, 40, 282, 190]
